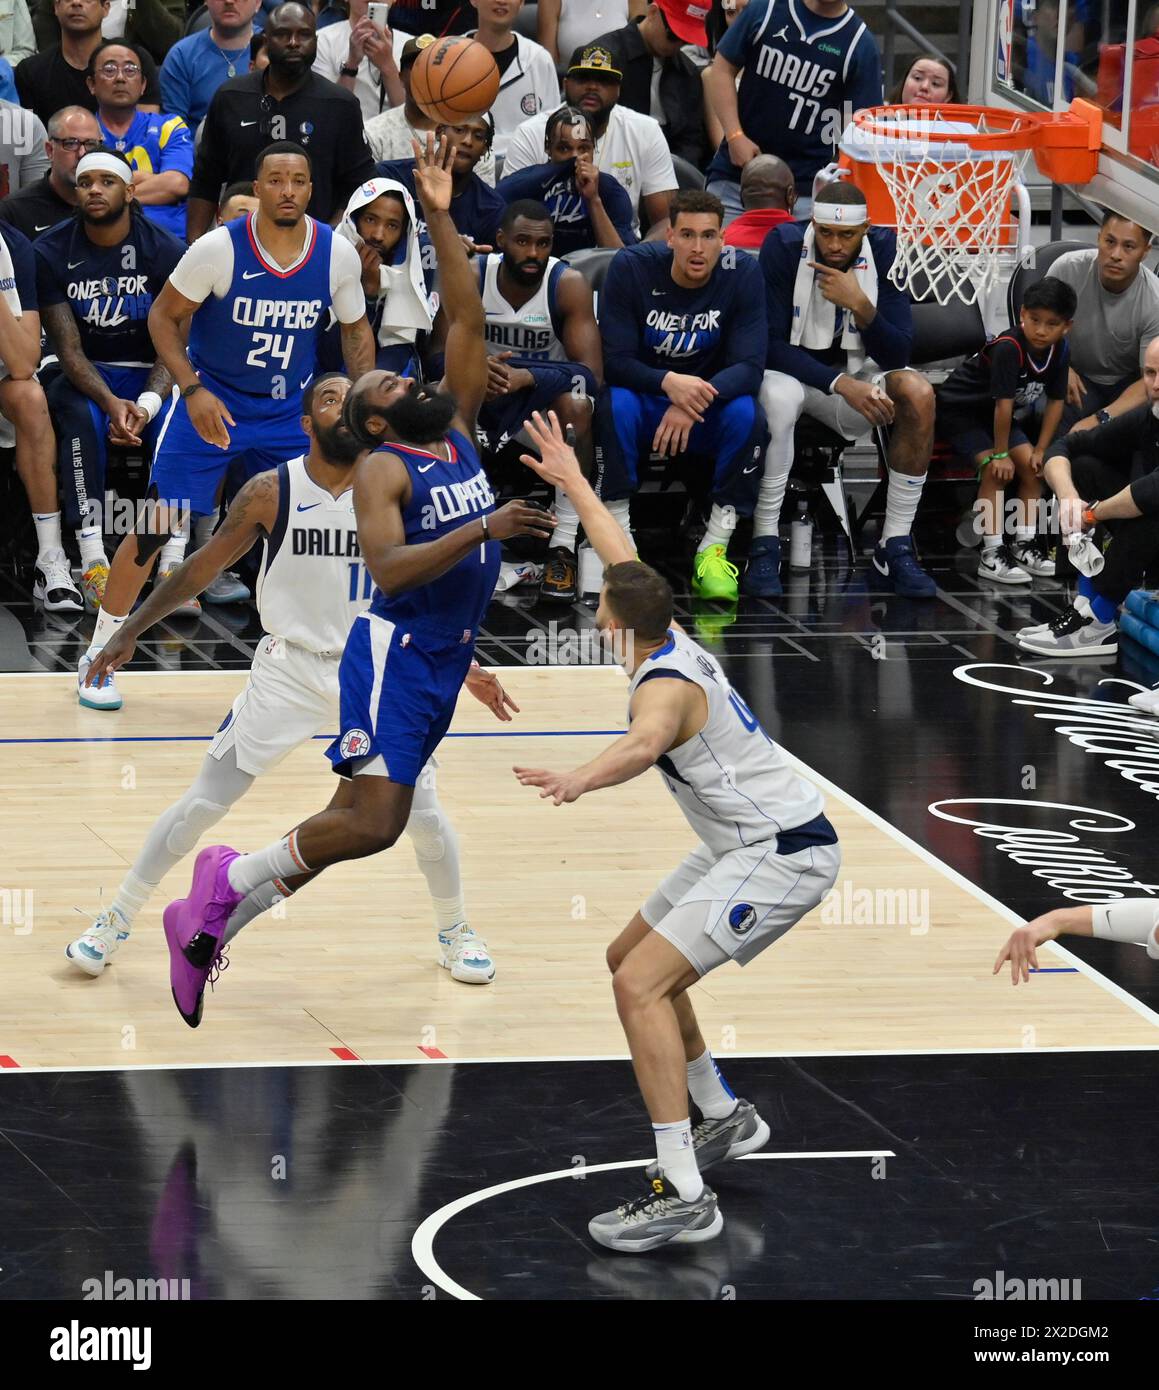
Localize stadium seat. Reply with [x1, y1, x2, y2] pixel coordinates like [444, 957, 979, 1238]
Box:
[562, 247, 617, 313]
[514, 2, 538, 41]
[1005, 239, 1090, 323]
[671, 154, 706, 192]
[185, 4, 211, 36]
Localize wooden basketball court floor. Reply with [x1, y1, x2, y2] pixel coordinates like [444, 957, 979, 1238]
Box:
[2, 663, 1157, 1072]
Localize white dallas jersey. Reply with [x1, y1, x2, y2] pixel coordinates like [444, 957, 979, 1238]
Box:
[255, 456, 369, 655]
[478, 253, 567, 361]
[628, 628, 824, 856]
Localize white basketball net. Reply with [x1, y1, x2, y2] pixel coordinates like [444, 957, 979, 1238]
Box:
[856, 114, 1032, 305]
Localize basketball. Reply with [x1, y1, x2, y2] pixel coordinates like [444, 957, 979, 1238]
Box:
[410, 36, 501, 124]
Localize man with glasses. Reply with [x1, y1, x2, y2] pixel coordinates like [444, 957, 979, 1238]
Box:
[185, 1, 375, 242]
[89, 40, 193, 241]
[0, 106, 103, 240]
[587, 0, 710, 167]
[17, 0, 162, 126]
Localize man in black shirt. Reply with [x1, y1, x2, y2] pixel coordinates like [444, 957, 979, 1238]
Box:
[591, 0, 710, 168]
[17, 0, 163, 126]
[0, 107, 103, 240]
[186, 1, 375, 240]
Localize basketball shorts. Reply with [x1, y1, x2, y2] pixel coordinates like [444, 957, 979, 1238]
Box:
[211, 632, 439, 783]
[640, 814, 841, 975]
[149, 373, 310, 516]
[326, 612, 475, 786]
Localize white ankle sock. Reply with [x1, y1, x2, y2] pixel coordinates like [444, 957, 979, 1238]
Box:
[700, 503, 736, 553]
[227, 833, 308, 896]
[881, 469, 927, 542]
[653, 1119, 703, 1201]
[223, 878, 290, 944]
[76, 525, 106, 567]
[982, 533, 1001, 552]
[158, 531, 188, 572]
[548, 490, 580, 551]
[432, 894, 467, 933]
[109, 870, 154, 928]
[87, 609, 126, 657]
[33, 511, 64, 558]
[1015, 525, 1035, 544]
[686, 1049, 738, 1120]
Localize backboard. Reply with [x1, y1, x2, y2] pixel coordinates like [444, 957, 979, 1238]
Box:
[969, 0, 1159, 228]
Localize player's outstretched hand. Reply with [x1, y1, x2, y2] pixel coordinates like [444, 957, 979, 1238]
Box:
[487, 498, 556, 541]
[83, 629, 137, 686]
[465, 664, 519, 721]
[187, 388, 236, 450]
[519, 410, 583, 490]
[993, 914, 1059, 986]
[411, 132, 456, 214]
[513, 765, 584, 805]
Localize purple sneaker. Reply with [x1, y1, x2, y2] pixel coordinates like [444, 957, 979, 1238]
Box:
[163, 846, 244, 1028]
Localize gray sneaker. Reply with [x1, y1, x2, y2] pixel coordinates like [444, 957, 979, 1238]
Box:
[646, 1099, 770, 1180]
[1017, 595, 1117, 657]
[589, 1176, 723, 1253]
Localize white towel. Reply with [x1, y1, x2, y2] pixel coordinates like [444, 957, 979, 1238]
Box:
[339, 178, 435, 348]
[789, 222, 876, 376]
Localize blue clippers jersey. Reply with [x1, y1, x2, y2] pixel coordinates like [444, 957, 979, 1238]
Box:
[187, 212, 332, 397]
[34, 211, 185, 365]
[706, 0, 882, 186]
[369, 428, 501, 636]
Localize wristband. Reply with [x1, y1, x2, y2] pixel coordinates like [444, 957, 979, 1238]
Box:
[480, 514, 489, 540]
[135, 391, 162, 424]
[1096, 408, 1111, 425]
[340, 63, 360, 77]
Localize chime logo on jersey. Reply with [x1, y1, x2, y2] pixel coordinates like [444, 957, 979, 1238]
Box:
[644, 307, 722, 360]
[339, 728, 371, 759]
[729, 903, 758, 935]
[420, 469, 495, 528]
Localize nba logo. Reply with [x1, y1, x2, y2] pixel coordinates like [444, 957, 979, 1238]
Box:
[339, 728, 371, 759]
[996, 0, 1014, 86]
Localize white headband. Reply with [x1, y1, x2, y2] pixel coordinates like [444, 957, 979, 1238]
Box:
[76, 152, 133, 184]
[812, 199, 868, 226]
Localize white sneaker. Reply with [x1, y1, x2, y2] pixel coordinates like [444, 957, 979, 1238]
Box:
[978, 544, 1032, 585]
[77, 650, 122, 710]
[1010, 539, 1056, 577]
[1017, 595, 1118, 657]
[438, 923, 495, 984]
[1128, 687, 1159, 717]
[33, 548, 83, 613]
[65, 907, 130, 976]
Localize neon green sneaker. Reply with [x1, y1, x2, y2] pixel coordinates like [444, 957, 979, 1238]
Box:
[692, 545, 739, 601]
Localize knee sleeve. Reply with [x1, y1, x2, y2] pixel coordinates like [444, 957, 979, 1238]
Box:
[759, 371, 806, 438]
[163, 796, 230, 856]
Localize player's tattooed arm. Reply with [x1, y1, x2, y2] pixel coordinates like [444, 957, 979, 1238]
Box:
[339, 313, 376, 379]
[142, 356, 174, 401]
[356, 450, 553, 596]
[41, 303, 121, 411]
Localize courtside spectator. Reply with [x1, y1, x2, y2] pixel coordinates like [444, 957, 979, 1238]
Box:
[722, 153, 796, 249]
[18, 0, 163, 125]
[1042, 212, 1159, 430]
[184, 2, 374, 240]
[468, 0, 560, 161]
[704, 0, 882, 221]
[497, 104, 637, 254]
[89, 40, 192, 240]
[504, 43, 677, 239]
[313, 0, 404, 119]
[160, 0, 264, 128]
[378, 114, 505, 254]
[0, 98, 49, 197]
[597, 188, 767, 603]
[0, 106, 102, 238]
[753, 181, 935, 598]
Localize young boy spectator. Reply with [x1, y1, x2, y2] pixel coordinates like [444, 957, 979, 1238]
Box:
[936, 278, 1076, 585]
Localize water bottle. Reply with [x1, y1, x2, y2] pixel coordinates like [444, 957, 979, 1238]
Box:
[789, 499, 813, 571]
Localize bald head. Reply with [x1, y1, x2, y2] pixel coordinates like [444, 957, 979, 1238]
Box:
[740, 155, 796, 213]
[1145, 336, 1159, 411]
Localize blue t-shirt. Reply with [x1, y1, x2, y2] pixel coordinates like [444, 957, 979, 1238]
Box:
[599, 241, 766, 400]
[0, 222, 38, 319]
[160, 27, 261, 127]
[495, 160, 637, 257]
[375, 160, 505, 259]
[97, 110, 194, 243]
[33, 211, 185, 366]
[707, 0, 883, 187]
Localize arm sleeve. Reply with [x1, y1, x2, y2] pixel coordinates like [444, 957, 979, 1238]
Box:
[761, 235, 844, 392]
[160, 46, 192, 123]
[330, 234, 368, 323]
[637, 123, 677, 196]
[33, 241, 62, 309]
[168, 227, 233, 302]
[599, 252, 667, 394]
[158, 116, 195, 178]
[988, 338, 1023, 400]
[187, 93, 229, 203]
[707, 258, 765, 399]
[499, 117, 544, 177]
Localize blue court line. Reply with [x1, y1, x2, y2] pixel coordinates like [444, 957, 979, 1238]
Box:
[0, 729, 627, 745]
[1029, 967, 1080, 974]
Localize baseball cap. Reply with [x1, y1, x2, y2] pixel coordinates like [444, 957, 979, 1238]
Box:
[566, 44, 623, 80]
[656, 0, 710, 46]
[400, 33, 437, 68]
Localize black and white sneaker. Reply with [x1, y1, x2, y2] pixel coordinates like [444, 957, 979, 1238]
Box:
[1011, 537, 1056, 577]
[32, 548, 83, 613]
[588, 1175, 723, 1253]
[1017, 595, 1118, 657]
[645, 1099, 769, 1179]
[978, 544, 1032, 585]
